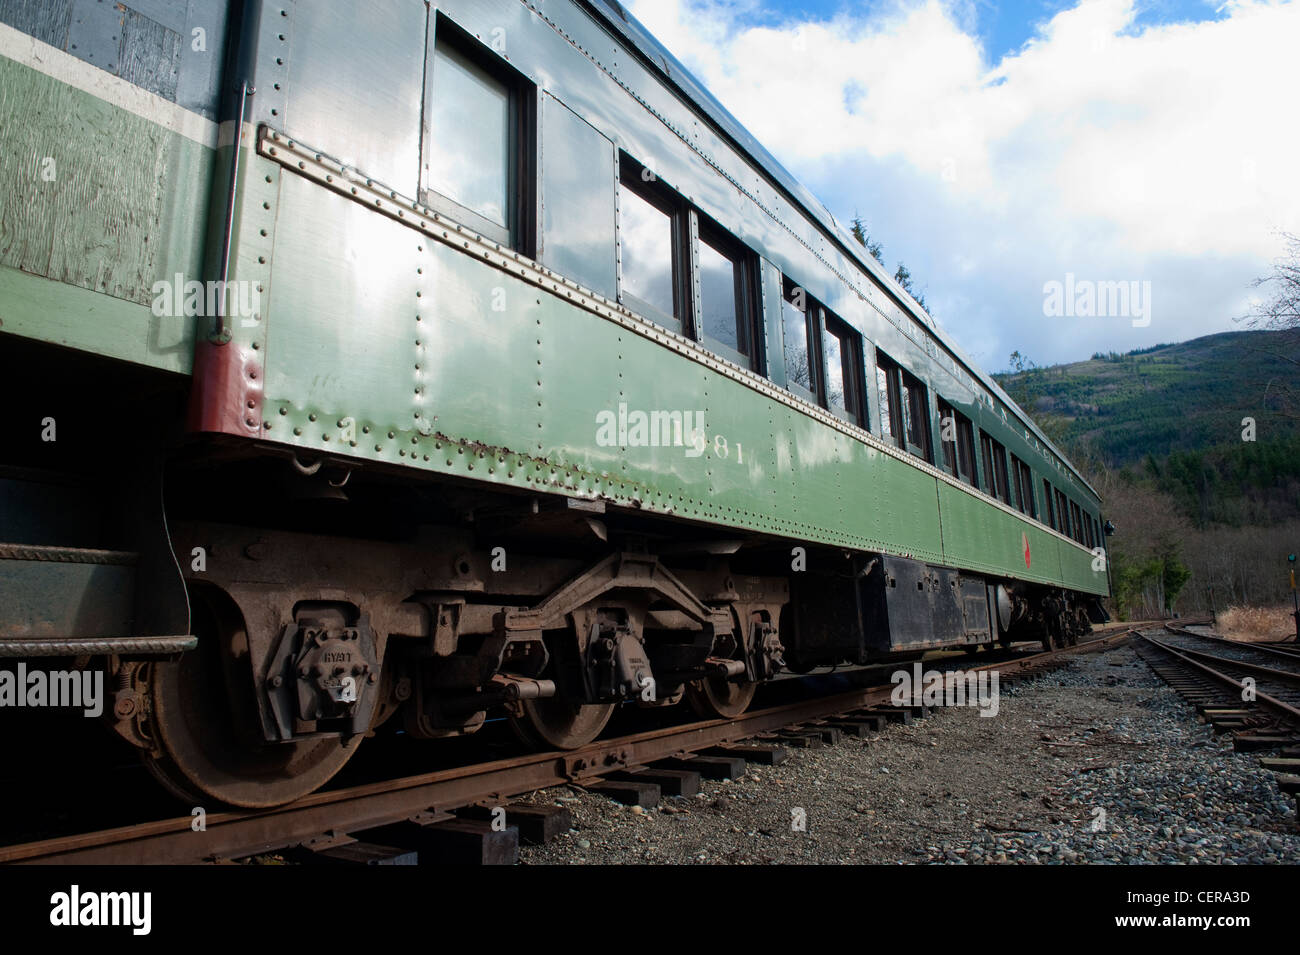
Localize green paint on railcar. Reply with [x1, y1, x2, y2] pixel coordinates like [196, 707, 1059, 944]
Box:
[0, 55, 211, 372]
[259, 175, 999, 579]
[936, 481, 1106, 595]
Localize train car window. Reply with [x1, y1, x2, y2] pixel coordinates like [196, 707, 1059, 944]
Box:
[697, 223, 758, 369]
[900, 370, 932, 462]
[1084, 514, 1094, 548]
[822, 313, 863, 425]
[1056, 489, 1070, 535]
[955, 413, 976, 486]
[875, 351, 904, 446]
[979, 432, 995, 496]
[1043, 479, 1056, 529]
[781, 282, 817, 399]
[981, 436, 1011, 505]
[1069, 500, 1084, 542]
[1008, 453, 1024, 511]
[425, 29, 531, 250]
[993, 444, 1011, 504]
[1013, 457, 1037, 519]
[617, 162, 686, 333]
[937, 399, 958, 474]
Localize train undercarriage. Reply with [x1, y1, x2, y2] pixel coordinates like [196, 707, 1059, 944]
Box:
[0, 344, 1106, 809]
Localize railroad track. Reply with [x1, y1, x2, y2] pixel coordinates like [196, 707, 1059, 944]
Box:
[0, 623, 1137, 865]
[1136, 624, 1300, 816]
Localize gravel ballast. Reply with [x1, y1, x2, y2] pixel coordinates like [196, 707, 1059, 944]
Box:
[516, 644, 1300, 864]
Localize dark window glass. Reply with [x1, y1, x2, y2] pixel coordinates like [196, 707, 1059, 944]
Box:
[698, 234, 746, 356]
[956, 417, 976, 485]
[938, 400, 958, 474]
[979, 433, 1012, 504]
[618, 181, 677, 322]
[1011, 458, 1036, 518]
[876, 351, 905, 447]
[902, 371, 931, 462]
[993, 445, 1011, 505]
[823, 322, 845, 411]
[822, 315, 861, 424]
[877, 366, 895, 442]
[980, 432, 995, 496]
[781, 285, 815, 393]
[1043, 479, 1056, 529]
[1070, 501, 1083, 542]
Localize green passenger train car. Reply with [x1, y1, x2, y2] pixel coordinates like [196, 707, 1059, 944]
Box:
[0, 0, 1110, 807]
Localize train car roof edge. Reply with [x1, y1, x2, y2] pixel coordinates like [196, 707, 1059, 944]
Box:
[581, 0, 1101, 503]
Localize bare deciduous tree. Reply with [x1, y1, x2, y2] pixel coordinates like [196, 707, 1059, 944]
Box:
[1242, 231, 1300, 418]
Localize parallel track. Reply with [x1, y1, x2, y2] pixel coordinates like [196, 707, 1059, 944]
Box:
[1136, 624, 1300, 816]
[1144, 625, 1300, 721]
[1, 624, 1137, 865]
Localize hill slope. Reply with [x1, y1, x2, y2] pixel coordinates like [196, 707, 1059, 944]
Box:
[993, 330, 1298, 468]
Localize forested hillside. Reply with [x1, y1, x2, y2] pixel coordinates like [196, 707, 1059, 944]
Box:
[993, 330, 1300, 621]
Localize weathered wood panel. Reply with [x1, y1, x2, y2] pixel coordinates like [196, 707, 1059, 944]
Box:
[0, 0, 72, 49]
[118, 6, 181, 101]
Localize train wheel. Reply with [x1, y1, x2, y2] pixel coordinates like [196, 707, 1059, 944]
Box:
[686, 675, 757, 720]
[142, 591, 363, 809]
[508, 696, 615, 750]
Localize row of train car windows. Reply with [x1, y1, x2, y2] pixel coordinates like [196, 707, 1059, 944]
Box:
[423, 22, 1103, 546]
[617, 157, 760, 368]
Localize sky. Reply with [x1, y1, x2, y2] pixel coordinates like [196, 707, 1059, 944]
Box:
[624, 0, 1299, 370]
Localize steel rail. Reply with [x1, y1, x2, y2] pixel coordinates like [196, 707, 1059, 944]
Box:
[1164, 624, 1300, 666]
[1157, 627, 1300, 684]
[1140, 633, 1300, 725]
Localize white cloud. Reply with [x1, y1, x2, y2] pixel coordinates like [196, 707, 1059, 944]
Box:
[626, 0, 1300, 365]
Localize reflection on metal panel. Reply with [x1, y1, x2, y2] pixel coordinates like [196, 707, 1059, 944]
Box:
[540, 93, 616, 301]
[286, 0, 424, 194]
[263, 175, 421, 425]
[759, 258, 785, 387]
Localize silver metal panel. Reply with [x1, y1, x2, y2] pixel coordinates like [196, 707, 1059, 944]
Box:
[67, 0, 123, 74]
[285, 0, 425, 194]
[121, 0, 187, 33]
[175, 0, 230, 117]
[262, 173, 422, 427]
[539, 92, 617, 300]
[759, 257, 785, 388]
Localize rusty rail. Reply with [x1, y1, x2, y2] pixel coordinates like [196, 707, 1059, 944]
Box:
[1140, 630, 1300, 724]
